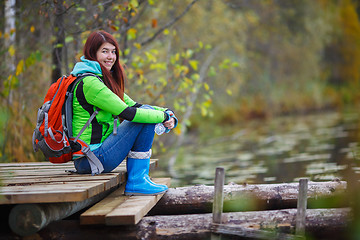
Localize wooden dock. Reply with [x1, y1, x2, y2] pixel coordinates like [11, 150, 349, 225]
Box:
[0, 162, 351, 239]
[0, 160, 170, 237]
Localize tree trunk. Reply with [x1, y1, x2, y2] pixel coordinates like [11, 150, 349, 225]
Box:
[4, 0, 16, 102]
[51, 0, 65, 83]
[150, 180, 347, 215]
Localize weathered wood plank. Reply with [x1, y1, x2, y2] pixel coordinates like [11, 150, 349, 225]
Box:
[0, 162, 74, 167]
[0, 164, 75, 170]
[80, 184, 128, 225]
[104, 178, 171, 226]
[1, 190, 88, 204]
[1, 181, 106, 193]
[0, 181, 106, 204]
[0, 170, 80, 177]
[1, 173, 123, 185]
[0, 160, 158, 205]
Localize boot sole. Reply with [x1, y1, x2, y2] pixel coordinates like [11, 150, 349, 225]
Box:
[124, 189, 168, 196]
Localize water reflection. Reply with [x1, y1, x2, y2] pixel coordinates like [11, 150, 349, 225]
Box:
[165, 111, 360, 187]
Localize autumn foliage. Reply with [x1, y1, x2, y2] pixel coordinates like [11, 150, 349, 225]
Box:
[0, 0, 360, 162]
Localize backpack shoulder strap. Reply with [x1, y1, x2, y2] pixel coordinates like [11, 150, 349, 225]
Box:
[68, 73, 103, 94]
[64, 73, 103, 138]
[73, 108, 100, 142]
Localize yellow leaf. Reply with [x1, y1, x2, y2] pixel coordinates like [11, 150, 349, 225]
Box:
[226, 89, 232, 96]
[164, 29, 170, 35]
[16, 60, 24, 76]
[201, 107, 207, 116]
[8, 45, 15, 56]
[204, 83, 210, 91]
[198, 41, 203, 49]
[30, 25, 35, 33]
[182, 66, 189, 74]
[136, 69, 144, 76]
[127, 28, 137, 39]
[134, 43, 141, 49]
[174, 126, 182, 135]
[189, 60, 198, 70]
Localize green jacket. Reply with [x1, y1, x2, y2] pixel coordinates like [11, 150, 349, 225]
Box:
[71, 56, 167, 148]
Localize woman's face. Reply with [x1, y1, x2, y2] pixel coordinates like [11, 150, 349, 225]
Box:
[96, 42, 117, 71]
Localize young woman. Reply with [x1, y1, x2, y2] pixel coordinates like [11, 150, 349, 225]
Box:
[70, 31, 177, 196]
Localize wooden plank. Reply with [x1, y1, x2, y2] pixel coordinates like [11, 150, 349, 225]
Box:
[105, 178, 171, 226]
[0, 181, 106, 204]
[0, 160, 158, 205]
[0, 170, 78, 177]
[0, 162, 74, 167]
[80, 184, 128, 225]
[81, 178, 170, 226]
[0, 159, 156, 170]
[0, 190, 88, 204]
[1, 181, 105, 192]
[1, 172, 122, 185]
[0, 163, 75, 169]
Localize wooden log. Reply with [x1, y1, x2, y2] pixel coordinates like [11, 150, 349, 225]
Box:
[8, 188, 113, 236]
[211, 223, 304, 240]
[149, 180, 347, 215]
[138, 208, 350, 240]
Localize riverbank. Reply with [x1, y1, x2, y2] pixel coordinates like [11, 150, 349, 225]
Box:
[155, 109, 360, 187]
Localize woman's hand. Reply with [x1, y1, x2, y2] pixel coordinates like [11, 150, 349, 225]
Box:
[163, 117, 175, 130]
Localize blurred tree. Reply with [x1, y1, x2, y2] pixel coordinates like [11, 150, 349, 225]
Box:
[0, 0, 359, 162]
[324, 0, 360, 88]
[51, 0, 65, 83]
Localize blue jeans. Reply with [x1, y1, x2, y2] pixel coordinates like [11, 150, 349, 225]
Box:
[74, 120, 155, 173]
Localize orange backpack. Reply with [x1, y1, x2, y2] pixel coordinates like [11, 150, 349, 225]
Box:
[32, 74, 104, 174]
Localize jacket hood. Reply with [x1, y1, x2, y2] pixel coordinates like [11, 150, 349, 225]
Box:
[71, 56, 103, 76]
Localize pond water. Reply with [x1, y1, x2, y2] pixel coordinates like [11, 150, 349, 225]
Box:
[157, 110, 360, 187]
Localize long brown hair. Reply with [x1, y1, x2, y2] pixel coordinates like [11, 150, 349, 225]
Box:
[83, 31, 125, 100]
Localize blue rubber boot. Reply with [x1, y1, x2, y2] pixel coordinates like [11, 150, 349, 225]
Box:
[125, 158, 168, 196]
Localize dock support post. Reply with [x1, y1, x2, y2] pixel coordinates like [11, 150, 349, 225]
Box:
[296, 178, 308, 236]
[212, 167, 225, 240]
[213, 167, 225, 224]
[8, 189, 111, 236]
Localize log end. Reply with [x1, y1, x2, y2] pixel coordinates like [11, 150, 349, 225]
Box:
[9, 204, 45, 237]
